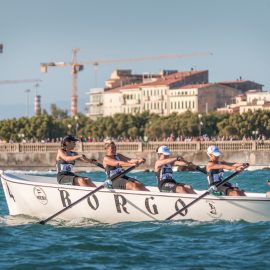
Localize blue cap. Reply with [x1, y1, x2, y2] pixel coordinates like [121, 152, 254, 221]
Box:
[157, 145, 172, 156]
[207, 145, 222, 157]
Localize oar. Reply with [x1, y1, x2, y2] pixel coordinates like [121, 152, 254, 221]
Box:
[90, 159, 105, 170]
[38, 163, 142, 225]
[177, 156, 207, 174]
[165, 163, 249, 221]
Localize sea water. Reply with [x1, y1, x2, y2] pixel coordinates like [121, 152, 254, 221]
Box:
[1, 170, 270, 270]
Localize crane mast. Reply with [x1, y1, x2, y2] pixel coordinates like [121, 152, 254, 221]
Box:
[71, 48, 81, 116]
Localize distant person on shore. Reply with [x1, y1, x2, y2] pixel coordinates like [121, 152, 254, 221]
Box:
[56, 135, 96, 187]
[206, 145, 246, 196]
[265, 180, 270, 197]
[155, 145, 196, 194]
[103, 139, 148, 191]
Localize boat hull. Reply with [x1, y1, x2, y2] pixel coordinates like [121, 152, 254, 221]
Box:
[1, 172, 270, 223]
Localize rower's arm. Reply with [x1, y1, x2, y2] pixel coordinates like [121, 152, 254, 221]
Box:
[207, 161, 236, 171]
[117, 154, 144, 165]
[155, 157, 177, 170]
[103, 155, 131, 167]
[57, 149, 82, 162]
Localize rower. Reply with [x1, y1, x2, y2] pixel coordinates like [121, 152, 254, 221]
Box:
[206, 145, 246, 196]
[56, 135, 96, 187]
[155, 145, 196, 194]
[102, 139, 148, 191]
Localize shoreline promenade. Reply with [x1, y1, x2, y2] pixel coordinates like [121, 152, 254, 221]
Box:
[0, 141, 269, 171]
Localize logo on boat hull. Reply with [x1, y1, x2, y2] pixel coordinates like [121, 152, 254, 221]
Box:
[33, 187, 48, 205]
[206, 200, 222, 218]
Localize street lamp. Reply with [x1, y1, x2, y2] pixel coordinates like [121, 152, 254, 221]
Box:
[252, 130, 259, 140]
[74, 115, 79, 136]
[67, 124, 72, 134]
[18, 133, 25, 142]
[198, 114, 203, 136]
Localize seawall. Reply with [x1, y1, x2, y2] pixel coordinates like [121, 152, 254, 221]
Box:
[0, 141, 269, 171]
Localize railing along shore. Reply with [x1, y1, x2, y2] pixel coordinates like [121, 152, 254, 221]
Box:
[0, 140, 270, 153]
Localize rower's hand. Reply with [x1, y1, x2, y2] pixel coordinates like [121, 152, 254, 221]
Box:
[176, 156, 184, 161]
[236, 164, 248, 171]
[137, 158, 146, 165]
[81, 154, 87, 161]
[89, 158, 97, 164]
[81, 155, 97, 164]
[141, 158, 146, 164]
[209, 185, 217, 193]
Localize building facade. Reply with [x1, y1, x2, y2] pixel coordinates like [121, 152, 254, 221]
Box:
[217, 90, 270, 114]
[86, 69, 264, 118]
[86, 88, 104, 119]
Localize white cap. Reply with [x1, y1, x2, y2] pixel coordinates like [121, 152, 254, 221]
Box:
[207, 145, 222, 157]
[157, 145, 171, 156]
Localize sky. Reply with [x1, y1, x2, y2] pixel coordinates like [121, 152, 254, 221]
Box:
[0, 0, 269, 119]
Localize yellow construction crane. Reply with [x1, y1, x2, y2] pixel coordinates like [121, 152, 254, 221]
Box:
[40, 49, 212, 116]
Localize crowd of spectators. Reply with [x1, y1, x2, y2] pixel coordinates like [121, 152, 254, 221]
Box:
[2, 133, 268, 144]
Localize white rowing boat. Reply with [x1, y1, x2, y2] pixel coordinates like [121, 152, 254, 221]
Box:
[1, 171, 270, 224]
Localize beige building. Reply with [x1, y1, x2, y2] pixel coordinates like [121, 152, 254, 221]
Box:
[169, 83, 239, 114]
[103, 88, 123, 116]
[240, 90, 270, 113]
[121, 84, 144, 114]
[218, 90, 270, 114]
[140, 69, 209, 115]
[86, 69, 264, 118]
[86, 88, 104, 119]
[105, 69, 162, 89]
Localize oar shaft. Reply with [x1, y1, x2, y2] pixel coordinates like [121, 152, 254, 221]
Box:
[92, 161, 105, 170]
[179, 158, 206, 174]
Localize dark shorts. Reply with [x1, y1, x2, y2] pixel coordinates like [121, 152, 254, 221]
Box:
[159, 180, 185, 193]
[57, 172, 77, 185]
[216, 182, 241, 195]
[112, 176, 138, 190]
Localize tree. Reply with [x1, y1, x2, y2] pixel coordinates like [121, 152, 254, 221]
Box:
[50, 104, 68, 119]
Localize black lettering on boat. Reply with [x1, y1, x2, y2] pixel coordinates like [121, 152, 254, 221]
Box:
[145, 196, 158, 215]
[87, 194, 99, 210]
[33, 187, 48, 205]
[114, 194, 129, 214]
[6, 183, 15, 202]
[175, 198, 188, 216]
[59, 189, 71, 207]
